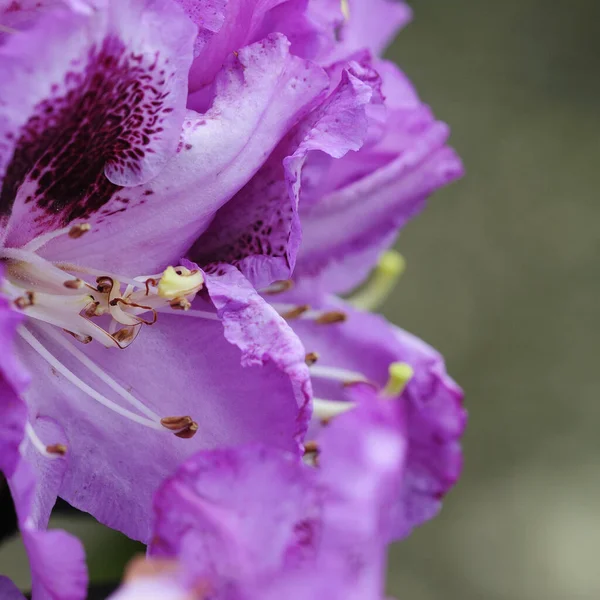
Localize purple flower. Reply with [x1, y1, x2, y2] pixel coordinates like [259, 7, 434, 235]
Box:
[109, 394, 407, 600]
[0, 0, 359, 544]
[187, 1, 463, 295]
[182, 0, 466, 538]
[0, 290, 88, 600]
[258, 280, 466, 540]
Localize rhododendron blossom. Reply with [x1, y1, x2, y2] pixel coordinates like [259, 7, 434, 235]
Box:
[0, 0, 466, 598]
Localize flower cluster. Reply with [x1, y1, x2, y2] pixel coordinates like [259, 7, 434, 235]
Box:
[0, 0, 466, 598]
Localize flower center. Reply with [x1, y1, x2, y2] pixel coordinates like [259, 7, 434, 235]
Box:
[1, 225, 205, 349]
[1, 225, 207, 448]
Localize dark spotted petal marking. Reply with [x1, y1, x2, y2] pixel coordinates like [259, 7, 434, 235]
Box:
[0, 0, 195, 246]
[37, 34, 331, 277]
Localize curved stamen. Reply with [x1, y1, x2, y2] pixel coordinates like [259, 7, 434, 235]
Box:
[312, 398, 355, 420]
[110, 297, 158, 325]
[38, 323, 161, 421]
[270, 304, 347, 324]
[309, 364, 370, 386]
[259, 279, 294, 295]
[24, 422, 66, 460]
[22, 223, 91, 253]
[18, 326, 163, 430]
[347, 250, 406, 312]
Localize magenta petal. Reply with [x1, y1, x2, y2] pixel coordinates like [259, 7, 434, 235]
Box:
[0, 577, 25, 600]
[204, 265, 311, 437]
[148, 394, 407, 598]
[0, 0, 196, 246]
[192, 60, 376, 288]
[39, 34, 329, 276]
[294, 61, 464, 294]
[16, 266, 310, 542]
[108, 577, 189, 600]
[150, 445, 317, 583]
[178, 0, 341, 96]
[178, 0, 284, 92]
[281, 294, 466, 540]
[9, 445, 88, 600]
[0, 410, 88, 600]
[330, 0, 412, 61]
[0, 294, 28, 477]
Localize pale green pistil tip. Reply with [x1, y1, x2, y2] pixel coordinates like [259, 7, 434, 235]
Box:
[384, 362, 414, 397]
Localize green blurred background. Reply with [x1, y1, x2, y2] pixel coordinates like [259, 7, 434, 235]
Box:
[385, 1, 600, 598]
[2, 1, 599, 598]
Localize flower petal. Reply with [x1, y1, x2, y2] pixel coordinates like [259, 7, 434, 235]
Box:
[282, 294, 466, 540]
[108, 576, 189, 600]
[16, 267, 310, 542]
[330, 0, 412, 61]
[40, 33, 329, 276]
[178, 0, 341, 98]
[0, 577, 25, 600]
[150, 445, 317, 582]
[0, 0, 196, 246]
[293, 60, 464, 294]
[178, 0, 286, 93]
[191, 60, 375, 288]
[148, 391, 407, 599]
[0, 291, 28, 477]
[9, 436, 88, 600]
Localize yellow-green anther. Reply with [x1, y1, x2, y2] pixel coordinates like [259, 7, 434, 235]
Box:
[383, 362, 414, 397]
[347, 250, 406, 311]
[157, 266, 204, 300]
[341, 0, 350, 20]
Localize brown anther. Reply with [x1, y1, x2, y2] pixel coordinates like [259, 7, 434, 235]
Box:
[305, 352, 319, 366]
[342, 379, 378, 389]
[174, 421, 199, 439]
[64, 330, 93, 344]
[110, 298, 157, 325]
[68, 223, 91, 238]
[144, 278, 158, 296]
[14, 291, 35, 309]
[160, 415, 193, 431]
[303, 440, 320, 455]
[169, 296, 191, 311]
[83, 300, 103, 318]
[262, 279, 294, 295]
[46, 443, 67, 456]
[281, 304, 310, 320]
[316, 310, 347, 325]
[96, 276, 114, 294]
[63, 278, 84, 289]
[113, 326, 139, 348]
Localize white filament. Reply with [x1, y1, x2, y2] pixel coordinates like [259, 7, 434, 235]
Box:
[309, 364, 369, 384]
[24, 422, 61, 459]
[37, 323, 161, 421]
[312, 398, 355, 420]
[18, 326, 162, 430]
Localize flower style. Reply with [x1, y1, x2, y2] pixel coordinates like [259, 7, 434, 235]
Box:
[109, 394, 407, 600]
